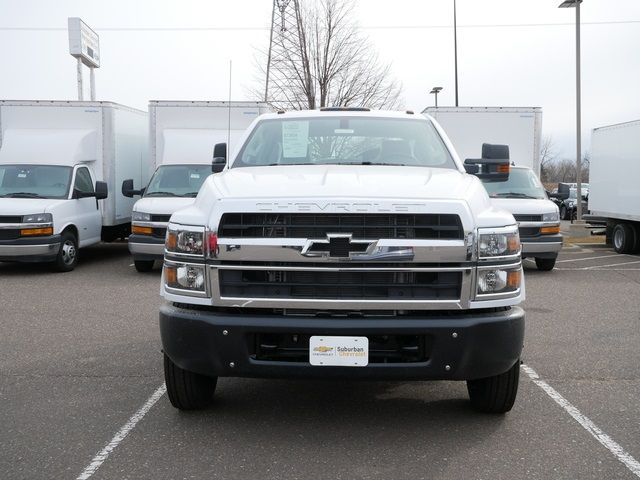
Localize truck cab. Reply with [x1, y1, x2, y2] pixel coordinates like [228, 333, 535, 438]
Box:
[159, 109, 525, 414]
[481, 165, 562, 271]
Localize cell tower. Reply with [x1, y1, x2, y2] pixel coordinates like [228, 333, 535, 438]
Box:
[264, 0, 306, 106]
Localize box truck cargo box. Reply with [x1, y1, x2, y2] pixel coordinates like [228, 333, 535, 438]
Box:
[0, 100, 149, 271]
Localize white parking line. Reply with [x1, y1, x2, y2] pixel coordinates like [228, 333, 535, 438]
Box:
[584, 260, 640, 270]
[76, 383, 167, 480]
[556, 254, 624, 263]
[521, 364, 640, 478]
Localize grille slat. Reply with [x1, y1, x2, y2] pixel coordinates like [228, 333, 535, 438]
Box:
[514, 214, 543, 222]
[0, 216, 22, 224]
[219, 213, 463, 240]
[0, 229, 20, 240]
[150, 214, 172, 222]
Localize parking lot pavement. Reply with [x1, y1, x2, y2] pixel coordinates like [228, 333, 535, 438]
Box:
[1, 242, 639, 479]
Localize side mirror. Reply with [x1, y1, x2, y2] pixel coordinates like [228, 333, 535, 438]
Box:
[95, 181, 108, 200]
[121, 179, 143, 197]
[212, 142, 227, 173]
[464, 143, 510, 182]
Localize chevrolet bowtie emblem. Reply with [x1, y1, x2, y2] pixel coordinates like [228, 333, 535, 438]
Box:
[301, 234, 373, 258]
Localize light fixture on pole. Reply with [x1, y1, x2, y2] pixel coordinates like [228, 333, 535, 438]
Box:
[430, 87, 443, 108]
[559, 0, 583, 222]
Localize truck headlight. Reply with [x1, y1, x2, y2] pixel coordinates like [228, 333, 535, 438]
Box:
[23, 213, 52, 223]
[164, 262, 206, 292]
[477, 267, 522, 295]
[478, 226, 520, 259]
[542, 211, 559, 222]
[166, 224, 205, 256]
[132, 211, 151, 222]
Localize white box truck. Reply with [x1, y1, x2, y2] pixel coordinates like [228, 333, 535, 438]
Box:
[124, 101, 272, 272]
[0, 100, 149, 271]
[423, 107, 560, 270]
[588, 120, 640, 253]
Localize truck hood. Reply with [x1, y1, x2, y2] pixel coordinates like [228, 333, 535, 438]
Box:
[489, 197, 558, 215]
[0, 198, 68, 216]
[134, 197, 195, 215]
[212, 165, 474, 200]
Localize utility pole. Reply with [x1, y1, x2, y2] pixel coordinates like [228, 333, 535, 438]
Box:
[453, 0, 459, 106]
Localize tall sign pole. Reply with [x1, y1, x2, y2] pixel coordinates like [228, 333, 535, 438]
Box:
[68, 18, 100, 101]
[454, 0, 459, 106]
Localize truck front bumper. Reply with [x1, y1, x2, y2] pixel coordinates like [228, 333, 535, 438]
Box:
[521, 234, 563, 259]
[128, 234, 165, 261]
[0, 235, 61, 262]
[160, 304, 524, 381]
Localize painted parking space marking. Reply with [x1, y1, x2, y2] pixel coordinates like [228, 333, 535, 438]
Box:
[521, 364, 640, 478]
[556, 254, 627, 264]
[76, 383, 166, 480]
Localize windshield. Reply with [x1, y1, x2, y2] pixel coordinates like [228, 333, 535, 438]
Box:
[144, 164, 213, 197]
[234, 117, 456, 169]
[482, 168, 546, 199]
[0, 164, 72, 199]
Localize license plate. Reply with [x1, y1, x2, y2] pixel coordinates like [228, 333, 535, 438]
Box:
[309, 336, 369, 367]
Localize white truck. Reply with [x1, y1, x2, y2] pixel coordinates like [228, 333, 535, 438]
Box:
[588, 120, 640, 254]
[424, 107, 560, 270]
[124, 101, 272, 272]
[159, 108, 526, 414]
[0, 100, 148, 271]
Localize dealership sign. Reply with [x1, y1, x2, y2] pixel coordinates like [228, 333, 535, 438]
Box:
[68, 18, 100, 68]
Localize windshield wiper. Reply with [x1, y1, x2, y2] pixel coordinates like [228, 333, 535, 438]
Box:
[181, 192, 199, 197]
[145, 191, 178, 197]
[491, 192, 540, 199]
[0, 192, 45, 198]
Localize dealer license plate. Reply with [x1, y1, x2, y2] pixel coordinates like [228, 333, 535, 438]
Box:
[309, 336, 369, 367]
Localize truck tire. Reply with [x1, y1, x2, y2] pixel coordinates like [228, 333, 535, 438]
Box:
[134, 259, 154, 272]
[53, 231, 78, 272]
[535, 257, 556, 271]
[467, 360, 520, 414]
[612, 223, 636, 254]
[164, 353, 217, 410]
[560, 205, 568, 220]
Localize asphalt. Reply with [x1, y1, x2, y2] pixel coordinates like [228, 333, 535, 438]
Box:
[1, 233, 639, 480]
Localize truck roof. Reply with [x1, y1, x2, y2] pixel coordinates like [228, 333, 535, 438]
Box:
[258, 109, 423, 121]
[0, 100, 146, 115]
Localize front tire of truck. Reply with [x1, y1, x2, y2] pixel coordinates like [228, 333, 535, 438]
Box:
[466, 360, 520, 414]
[164, 353, 217, 410]
[134, 259, 154, 272]
[52, 231, 78, 272]
[535, 257, 556, 271]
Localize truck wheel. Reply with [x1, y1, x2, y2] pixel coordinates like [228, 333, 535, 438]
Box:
[612, 223, 636, 254]
[535, 257, 556, 271]
[467, 360, 520, 413]
[53, 231, 78, 272]
[560, 205, 568, 220]
[134, 259, 154, 272]
[164, 353, 217, 410]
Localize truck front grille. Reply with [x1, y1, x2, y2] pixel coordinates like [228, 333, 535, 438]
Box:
[0, 229, 20, 240]
[0, 216, 22, 224]
[219, 269, 461, 300]
[514, 214, 543, 222]
[218, 213, 463, 240]
[518, 226, 540, 237]
[151, 214, 172, 222]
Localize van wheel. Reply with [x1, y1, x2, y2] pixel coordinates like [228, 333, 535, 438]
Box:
[467, 360, 520, 413]
[53, 231, 78, 272]
[612, 223, 636, 254]
[535, 257, 556, 271]
[560, 205, 568, 220]
[164, 353, 217, 410]
[134, 259, 154, 272]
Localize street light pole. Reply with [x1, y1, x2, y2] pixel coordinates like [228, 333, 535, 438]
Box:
[559, 0, 583, 222]
[453, 0, 459, 106]
[430, 87, 443, 108]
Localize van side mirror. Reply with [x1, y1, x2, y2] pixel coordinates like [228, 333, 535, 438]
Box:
[95, 181, 108, 200]
[464, 143, 510, 182]
[121, 179, 144, 197]
[212, 142, 227, 173]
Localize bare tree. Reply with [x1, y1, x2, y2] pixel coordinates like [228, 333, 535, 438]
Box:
[539, 136, 558, 183]
[257, 0, 402, 110]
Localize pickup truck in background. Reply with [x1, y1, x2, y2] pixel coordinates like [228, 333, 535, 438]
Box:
[158, 108, 526, 414]
[0, 100, 148, 271]
[123, 101, 272, 272]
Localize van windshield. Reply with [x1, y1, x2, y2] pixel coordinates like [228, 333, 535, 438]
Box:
[234, 117, 456, 169]
[482, 168, 546, 200]
[0, 164, 72, 199]
[144, 164, 212, 197]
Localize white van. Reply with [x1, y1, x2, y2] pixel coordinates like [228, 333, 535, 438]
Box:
[0, 101, 148, 271]
[124, 101, 272, 272]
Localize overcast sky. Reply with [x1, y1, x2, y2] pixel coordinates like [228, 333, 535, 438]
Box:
[1, 0, 639, 159]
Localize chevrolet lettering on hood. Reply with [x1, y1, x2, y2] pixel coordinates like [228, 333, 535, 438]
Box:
[255, 202, 425, 213]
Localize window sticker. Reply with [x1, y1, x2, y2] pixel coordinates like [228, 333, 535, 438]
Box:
[282, 121, 309, 158]
[190, 173, 201, 179]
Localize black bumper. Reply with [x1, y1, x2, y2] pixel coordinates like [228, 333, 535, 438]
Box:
[160, 304, 525, 381]
[0, 234, 61, 262]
